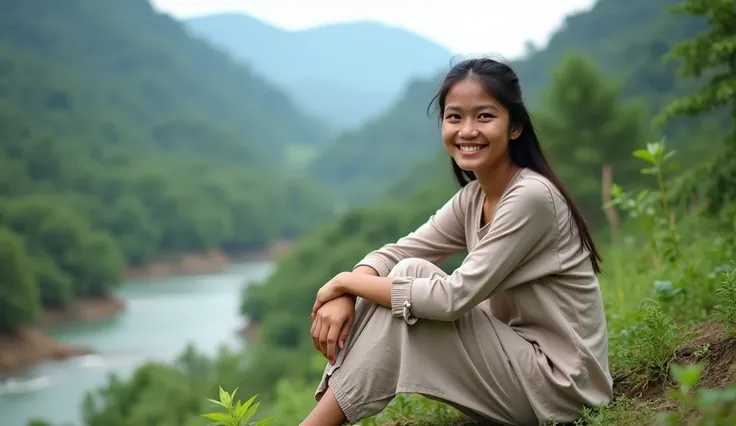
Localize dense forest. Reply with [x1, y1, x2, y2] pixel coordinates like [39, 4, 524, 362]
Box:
[7, 0, 736, 424]
[0, 0, 336, 334]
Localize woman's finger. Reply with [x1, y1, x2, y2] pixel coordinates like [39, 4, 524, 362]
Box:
[325, 322, 341, 364]
[318, 318, 330, 359]
[338, 314, 354, 350]
[312, 295, 323, 318]
[311, 316, 322, 353]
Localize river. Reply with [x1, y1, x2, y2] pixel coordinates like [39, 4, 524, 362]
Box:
[0, 260, 274, 426]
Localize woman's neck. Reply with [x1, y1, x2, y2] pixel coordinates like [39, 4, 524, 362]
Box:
[475, 160, 521, 202]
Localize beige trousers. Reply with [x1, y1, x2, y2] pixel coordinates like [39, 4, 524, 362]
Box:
[315, 258, 540, 425]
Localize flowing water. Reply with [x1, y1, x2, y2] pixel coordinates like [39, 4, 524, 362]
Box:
[0, 260, 274, 426]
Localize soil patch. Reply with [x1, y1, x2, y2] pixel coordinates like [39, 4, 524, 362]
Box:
[617, 321, 736, 406]
[40, 295, 126, 328]
[124, 249, 231, 279]
[0, 327, 91, 375]
[238, 322, 260, 343]
[124, 240, 294, 279]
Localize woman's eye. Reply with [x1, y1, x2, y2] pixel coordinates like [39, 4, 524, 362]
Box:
[445, 114, 460, 120]
[479, 113, 494, 119]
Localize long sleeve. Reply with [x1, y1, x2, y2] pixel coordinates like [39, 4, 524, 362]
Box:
[354, 187, 468, 277]
[392, 178, 562, 322]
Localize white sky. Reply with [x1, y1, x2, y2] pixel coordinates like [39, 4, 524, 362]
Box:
[152, 0, 598, 57]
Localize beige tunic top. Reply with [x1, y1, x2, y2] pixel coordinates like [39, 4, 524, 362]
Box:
[355, 168, 613, 420]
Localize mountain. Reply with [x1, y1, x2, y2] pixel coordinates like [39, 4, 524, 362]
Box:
[305, 0, 714, 205]
[184, 14, 454, 131]
[0, 0, 335, 333]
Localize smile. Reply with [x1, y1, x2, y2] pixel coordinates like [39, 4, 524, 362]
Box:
[455, 144, 487, 155]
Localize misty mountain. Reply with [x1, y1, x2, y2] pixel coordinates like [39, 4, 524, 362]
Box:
[184, 13, 455, 131]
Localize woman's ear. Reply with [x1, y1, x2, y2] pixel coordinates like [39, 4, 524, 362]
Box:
[510, 123, 523, 140]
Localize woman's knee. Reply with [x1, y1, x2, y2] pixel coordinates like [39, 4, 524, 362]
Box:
[388, 257, 442, 278]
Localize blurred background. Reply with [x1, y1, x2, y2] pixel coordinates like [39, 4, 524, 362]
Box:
[0, 0, 734, 425]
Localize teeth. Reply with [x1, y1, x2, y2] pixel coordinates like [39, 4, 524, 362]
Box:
[458, 145, 483, 152]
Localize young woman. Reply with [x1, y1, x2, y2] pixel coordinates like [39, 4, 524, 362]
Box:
[303, 57, 613, 426]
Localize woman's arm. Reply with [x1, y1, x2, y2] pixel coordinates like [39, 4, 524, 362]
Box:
[336, 180, 562, 322]
[334, 272, 393, 308]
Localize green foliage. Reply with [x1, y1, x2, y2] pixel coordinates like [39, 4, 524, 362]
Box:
[714, 268, 736, 336]
[655, 0, 736, 212]
[535, 53, 648, 226]
[608, 139, 682, 266]
[359, 394, 465, 426]
[657, 0, 736, 122]
[202, 387, 273, 426]
[0, 227, 39, 331]
[306, 78, 443, 204]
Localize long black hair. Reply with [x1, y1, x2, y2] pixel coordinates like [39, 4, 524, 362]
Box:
[429, 57, 603, 274]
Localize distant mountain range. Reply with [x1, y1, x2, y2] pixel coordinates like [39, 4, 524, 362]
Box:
[184, 13, 455, 131]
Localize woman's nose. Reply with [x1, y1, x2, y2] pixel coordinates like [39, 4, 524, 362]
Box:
[459, 125, 479, 139]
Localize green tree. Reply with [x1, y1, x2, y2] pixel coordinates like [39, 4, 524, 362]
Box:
[534, 53, 648, 227]
[0, 227, 39, 332]
[656, 0, 736, 211]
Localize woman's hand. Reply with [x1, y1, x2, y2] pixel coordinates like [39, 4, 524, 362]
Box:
[311, 295, 355, 364]
[311, 272, 348, 316]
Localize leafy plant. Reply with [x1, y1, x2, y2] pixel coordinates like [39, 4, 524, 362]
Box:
[608, 138, 682, 267]
[202, 386, 274, 426]
[714, 268, 736, 336]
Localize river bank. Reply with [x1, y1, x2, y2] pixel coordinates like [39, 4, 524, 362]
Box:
[0, 241, 291, 376]
[0, 296, 126, 375]
[123, 241, 293, 279]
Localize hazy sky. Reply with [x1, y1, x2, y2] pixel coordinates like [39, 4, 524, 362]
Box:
[152, 0, 597, 58]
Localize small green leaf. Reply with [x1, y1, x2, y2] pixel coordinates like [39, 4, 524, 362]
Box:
[229, 387, 239, 408]
[219, 386, 231, 408]
[207, 398, 228, 409]
[633, 149, 655, 164]
[237, 393, 259, 419]
[202, 412, 232, 425]
[243, 401, 260, 421]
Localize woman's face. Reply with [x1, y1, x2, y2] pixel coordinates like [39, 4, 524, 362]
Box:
[441, 77, 520, 174]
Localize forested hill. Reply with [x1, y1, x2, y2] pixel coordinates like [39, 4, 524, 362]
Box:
[306, 0, 716, 206]
[0, 0, 335, 334]
[0, 0, 328, 163]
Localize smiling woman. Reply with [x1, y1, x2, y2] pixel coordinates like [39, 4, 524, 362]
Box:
[303, 57, 611, 426]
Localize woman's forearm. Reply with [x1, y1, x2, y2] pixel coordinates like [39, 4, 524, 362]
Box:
[336, 272, 393, 308]
[353, 265, 379, 277]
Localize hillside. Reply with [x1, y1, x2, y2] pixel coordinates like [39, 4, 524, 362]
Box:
[0, 0, 328, 163]
[185, 13, 454, 131]
[306, 0, 718, 207]
[305, 77, 444, 204]
[0, 0, 334, 346]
